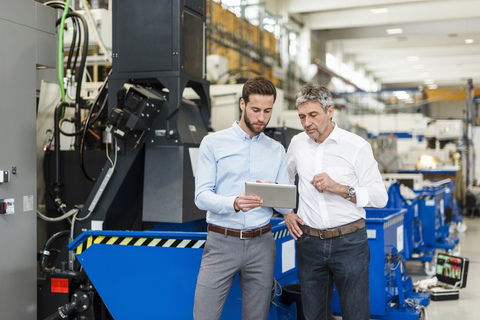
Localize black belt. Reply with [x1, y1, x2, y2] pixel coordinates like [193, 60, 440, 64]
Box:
[299, 219, 365, 239]
[208, 223, 271, 239]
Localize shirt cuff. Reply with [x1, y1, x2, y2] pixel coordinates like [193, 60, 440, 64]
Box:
[275, 207, 293, 215]
[229, 195, 239, 213]
[355, 187, 368, 207]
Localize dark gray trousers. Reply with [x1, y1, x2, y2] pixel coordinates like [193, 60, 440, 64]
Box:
[193, 229, 276, 320]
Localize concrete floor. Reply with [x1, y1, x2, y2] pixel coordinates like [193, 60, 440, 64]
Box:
[333, 216, 480, 320]
[405, 216, 480, 320]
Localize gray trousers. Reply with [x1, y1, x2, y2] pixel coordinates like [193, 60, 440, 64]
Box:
[193, 229, 276, 320]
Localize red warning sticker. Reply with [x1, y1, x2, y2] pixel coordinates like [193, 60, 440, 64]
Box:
[51, 278, 69, 293]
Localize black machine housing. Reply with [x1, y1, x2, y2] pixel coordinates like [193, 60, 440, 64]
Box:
[74, 0, 210, 235]
[39, 1, 211, 319]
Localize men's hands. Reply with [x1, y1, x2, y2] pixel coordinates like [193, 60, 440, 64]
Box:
[311, 173, 341, 194]
[235, 193, 263, 212]
[284, 211, 304, 240]
[256, 179, 274, 184]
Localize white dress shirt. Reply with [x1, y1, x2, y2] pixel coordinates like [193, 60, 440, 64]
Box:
[287, 124, 388, 229]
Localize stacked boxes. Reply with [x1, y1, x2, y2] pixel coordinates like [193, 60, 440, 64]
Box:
[206, 0, 280, 86]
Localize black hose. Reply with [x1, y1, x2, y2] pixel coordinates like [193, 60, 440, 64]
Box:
[43, 309, 63, 320]
[43, 297, 82, 320]
[72, 17, 82, 74]
[40, 230, 69, 276]
[87, 69, 112, 125]
[40, 230, 85, 278]
[43, 149, 54, 199]
[53, 11, 89, 146]
[54, 101, 71, 191]
[43, 149, 60, 211]
[79, 97, 107, 182]
[66, 16, 78, 70]
[47, 0, 79, 77]
[79, 76, 109, 181]
[60, 14, 88, 95]
[73, 13, 89, 150]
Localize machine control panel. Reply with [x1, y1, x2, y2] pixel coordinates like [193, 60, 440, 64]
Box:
[0, 170, 10, 183]
[0, 199, 14, 215]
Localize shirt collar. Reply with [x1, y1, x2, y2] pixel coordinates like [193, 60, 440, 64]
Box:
[306, 121, 340, 145]
[232, 121, 263, 141]
[328, 122, 341, 143]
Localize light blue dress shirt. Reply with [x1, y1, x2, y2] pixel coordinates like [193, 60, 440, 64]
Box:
[195, 121, 291, 230]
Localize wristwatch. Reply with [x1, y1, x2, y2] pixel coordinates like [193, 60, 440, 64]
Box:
[346, 186, 356, 201]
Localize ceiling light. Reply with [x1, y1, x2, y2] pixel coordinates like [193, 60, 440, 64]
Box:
[371, 8, 389, 14]
[420, 72, 429, 77]
[465, 38, 474, 44]
[407, 56, 420, 62]
[413, 64, 424, 70]
[424, 79, 435, 85]
[386, 28, 403, 35]
[427, 84, 438, 89]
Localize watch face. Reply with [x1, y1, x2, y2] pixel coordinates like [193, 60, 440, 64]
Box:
[348, 187, 355, 197]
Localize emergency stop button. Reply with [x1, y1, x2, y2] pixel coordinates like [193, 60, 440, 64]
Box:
[0, 201, 7, 214]
[0, 199, 14, 214]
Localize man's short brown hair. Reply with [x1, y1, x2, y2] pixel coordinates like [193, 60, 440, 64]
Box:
[242, 75, 277, 105]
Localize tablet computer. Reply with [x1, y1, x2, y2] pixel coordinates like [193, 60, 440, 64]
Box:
[245, 182, 297, 209]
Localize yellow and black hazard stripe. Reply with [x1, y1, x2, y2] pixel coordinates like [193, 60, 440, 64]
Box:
[74, 235, 206, 255]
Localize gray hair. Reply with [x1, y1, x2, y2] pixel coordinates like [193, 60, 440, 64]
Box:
[295, 83, 333, 113]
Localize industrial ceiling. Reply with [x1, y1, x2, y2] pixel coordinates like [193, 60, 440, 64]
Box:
[288, 0, 480, 90]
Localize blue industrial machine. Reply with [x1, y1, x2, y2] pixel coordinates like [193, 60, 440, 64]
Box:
[423, 178, 466, 232]
[398, 169, 465, 233]
[332, 208, 430, 320]
[68, 218, 299, 320]
[386, 177, 462, 276]
[387, 183, 425, 260]
[413, 188, 459, 253]
[386, 182, 435, 274]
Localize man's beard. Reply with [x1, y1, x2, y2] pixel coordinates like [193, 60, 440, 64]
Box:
[244, 112, 269, 134]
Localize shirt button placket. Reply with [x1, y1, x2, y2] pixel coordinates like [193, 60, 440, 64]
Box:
[315, 144, 323, 173]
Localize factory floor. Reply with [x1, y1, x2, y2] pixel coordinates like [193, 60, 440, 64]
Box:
[333, 215, 480, 320]
[405, 215, 480, 320]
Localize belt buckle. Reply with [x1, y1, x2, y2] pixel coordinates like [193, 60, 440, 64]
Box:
[318, 230, 324, 239]
[240, 230, 247, 240]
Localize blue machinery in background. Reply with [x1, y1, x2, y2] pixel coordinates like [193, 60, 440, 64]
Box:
[387, 179, 462, 254]
[423, 178, 465, 231]
[414, 188, 459, 252]
[332, 208, 430, 320]
[386, 180, 460, 275]
[386, 183, 433, 263]
[70, 209, 430, 320]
